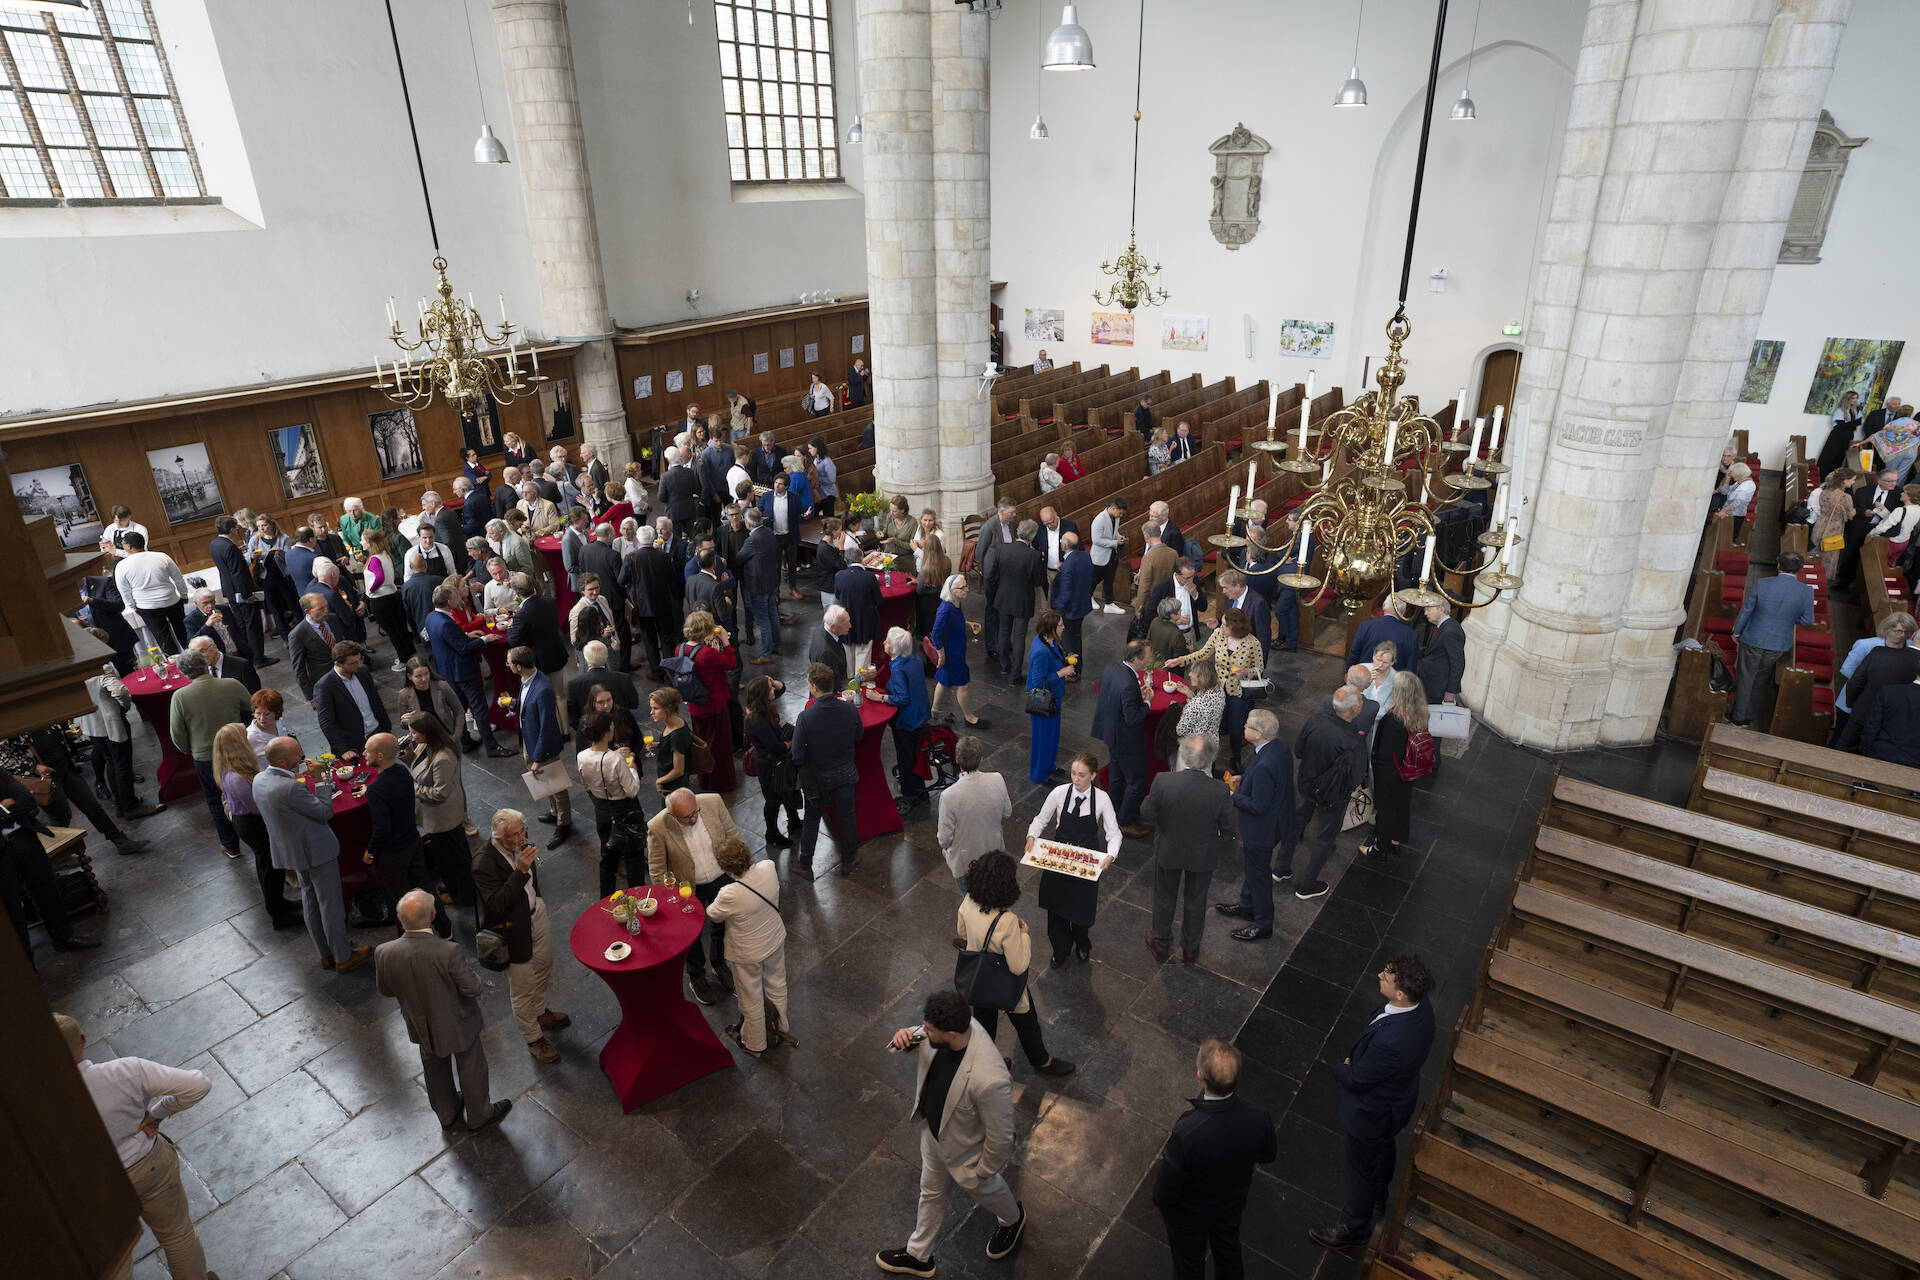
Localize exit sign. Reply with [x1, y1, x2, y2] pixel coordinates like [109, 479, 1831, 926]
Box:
[1501, 323, 1523, 337]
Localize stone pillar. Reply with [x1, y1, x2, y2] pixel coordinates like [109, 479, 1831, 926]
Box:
[856, 0, 940, 513]
[1467, 0, 1850, 749]
[931, 5, 995, 526]
[491, 0, 628, 469]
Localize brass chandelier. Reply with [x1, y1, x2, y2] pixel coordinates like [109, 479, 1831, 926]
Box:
[375, 256, 543, 416]
[1211, 0, 1521, 614]
[1092, 0, 1168, 312]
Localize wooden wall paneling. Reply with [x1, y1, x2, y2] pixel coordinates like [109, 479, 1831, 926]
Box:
[770, 320, 799, 383]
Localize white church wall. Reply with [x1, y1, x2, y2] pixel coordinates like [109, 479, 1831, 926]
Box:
[1731, 0, 1920, 467]
[987, 0, 1585, 415]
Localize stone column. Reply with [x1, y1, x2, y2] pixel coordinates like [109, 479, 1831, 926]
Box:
[931, 5, 995, 526]
[856, 0, 940, 513]
[491, 0, 628, 469]
[1468, 0, 1850, 749]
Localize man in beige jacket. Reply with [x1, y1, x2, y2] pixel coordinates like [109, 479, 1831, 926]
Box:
[648, 787, 743, 1006]
[1130, 521, 1179, 614]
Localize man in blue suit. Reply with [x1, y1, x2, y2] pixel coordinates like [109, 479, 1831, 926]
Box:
[1310, 955, 1437, 1251]
[758, 474, 808, 597]
[285, 527, 320, 599]
[1348, 606, 1419, 673]
[1090, 640, 1154, 833]
[1214, 709, 1292, 942]
[510, 645, 571, 847]
[426, 585, 511, 757]
[1048, 533, 1094, 670]
[1729, 552, 1816, 727]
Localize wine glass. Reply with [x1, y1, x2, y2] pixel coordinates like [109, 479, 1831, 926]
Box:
[678, 881, 696, 914]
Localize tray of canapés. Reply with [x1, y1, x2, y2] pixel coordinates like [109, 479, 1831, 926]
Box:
[1021, 838, 1109, 882]
[861, 550, 898, 571]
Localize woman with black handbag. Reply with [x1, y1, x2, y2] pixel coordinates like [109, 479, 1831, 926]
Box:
[1024, 751, 1121, 966]
[578, 710, 647, 896]
[741, 676, 802, 851]
[955, 852, 1075, 1078]
[1025, 610, 1071, 785]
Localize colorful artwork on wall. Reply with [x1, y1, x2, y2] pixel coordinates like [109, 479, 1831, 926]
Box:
[1739, 340, 1784, 405]
[1090, 312, 1135, 346]
[1804, 337, 1904, 414]
[1161, 315, 1208, 352]
[1278, 319, 1335, 359]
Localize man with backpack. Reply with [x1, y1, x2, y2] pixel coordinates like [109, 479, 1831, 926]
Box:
[1273, 687, 1368, 901]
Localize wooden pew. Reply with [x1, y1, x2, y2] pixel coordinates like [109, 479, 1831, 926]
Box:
[1129, 377, 1236, 434]
[989, 361, 1086, 419]
[994, 433, 1135, 505]
[1691, 767, 1920, 875]
[1031, 367, 1139, 427]
[1018, 364, 1114, 423]
[1086, 372, 1198, 433]
[1070, 371, 1179, 431]
[1690, 722, 1920, 823]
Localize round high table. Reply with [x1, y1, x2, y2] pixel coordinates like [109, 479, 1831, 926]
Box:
[876, 570, 917, 639]
[532, 534, 578, 621]
[1097, 673, 1189, 788]
[121, 666, 197, 802]
[314, 763, 378, 899]
[807, 692, 903, 844]
[569, 889, 735, 1112]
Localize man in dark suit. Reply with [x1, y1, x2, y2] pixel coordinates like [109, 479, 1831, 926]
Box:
[1310, 956, 1437, 1252]
[1166, 419, 1199, 464]
[307, 562, 365, 644]
[314, 641, 390, 757]
[289, 593, 338, 703]
[1859, 673, 1920, 766]
[699, 437, 734, 523]
[492, 466, 523, 522]
[511, 646, 571, 845]
[1134, 393, 1156, 440]
[567, 644, 639, 722]
[832, 562, 883, 659]
[1140, 737, 1237, 963]
[184, 587, 247, 658]
[285, 528, 320, 600]
[846, 357, 871, 408]
[975, 498, 1020, 663]
[80, 574, 139, 674]
[401, 560, 443, 646]
[458, 477, 491, 542]
[1348, 606, 1420, 673]
[791, 661, 865, 877]
[209, 515, 269, 664]
[364, 733, 447, 937]
[506, 590, 570, 718]
[376, 889, 510, 1130]
[758, 476, 807, 596]
[578, 524, 631, 669]
[1091, 640, 1154, 834]
[188, 635, 259, 694]
[683, 547, 734, 630]
[1214, 708, 1293, 942]
[1049, 534, 1094, 669]
[1154, 1037, 1277, 1279]
[426, 495, 466, 574]
[1030, 507, 1080, 585]
[623, 528, 680, 679]
[426, 587, 510, 756]
[1275, 690, 1367, 901]
[1862, 395, 1904, 440]
[744, 433, 781, 487]
[659, 453, 702, 530]
[737, 510, 784, 661]
[991, 523, 1046, 682]
[471, 808, 569, 1063]
[1416, 604, 1466, 705]
[1838, 468, 1904, 590]
[1146, 561, 1211, 650]
[808, 607, 853, 688]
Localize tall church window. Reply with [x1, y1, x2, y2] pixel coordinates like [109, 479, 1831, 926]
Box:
[714, 0, 841, 184]
[0, 0, 204, 201]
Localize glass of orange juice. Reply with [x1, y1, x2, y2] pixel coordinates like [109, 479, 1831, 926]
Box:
[678, 881, 696, 914]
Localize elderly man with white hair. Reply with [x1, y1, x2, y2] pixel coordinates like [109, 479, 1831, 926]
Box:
[480, 557, 519, 615]
[375, 889, 511, 1131]
[472, 808, 569, 1063]
[1272, 686, 1369, 903]
[184, 585, 242, 655]
[340, 494, 377, 553]
[309, 557, 368, 643]
[187, 632, 259, 694]
[809, 604, 855, 688]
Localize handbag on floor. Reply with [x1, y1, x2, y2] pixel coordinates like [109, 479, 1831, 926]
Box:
[1342, 785, 1375, 832]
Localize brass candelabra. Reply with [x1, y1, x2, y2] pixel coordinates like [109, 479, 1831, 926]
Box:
[1092, 234, 1169, 312]
[1211, 312, 1522, 614]
[373, 255, 545, 416]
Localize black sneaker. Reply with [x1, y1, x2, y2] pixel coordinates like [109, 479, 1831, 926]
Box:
[985, 1204, 1026, 1260]
[1294, 880, 1330, 900]
[875, 1249, 935, 1277]
[1036, 1058, 1077, 1077]
[1271, 870, 1292, 886]
[689, 974, 721, 1005]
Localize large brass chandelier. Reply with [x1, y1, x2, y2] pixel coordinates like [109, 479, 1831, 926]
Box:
[1091, 0, 1168, 313]
[374, 256, 543, 416]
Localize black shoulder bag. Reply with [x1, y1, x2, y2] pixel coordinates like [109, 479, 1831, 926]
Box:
[953, 911, 1028, 1012]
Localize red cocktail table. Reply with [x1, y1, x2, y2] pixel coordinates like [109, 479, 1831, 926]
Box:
[121, 666, 197, 802]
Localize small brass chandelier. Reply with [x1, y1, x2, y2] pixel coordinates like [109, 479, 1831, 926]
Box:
[1211, 0, 1521, 614]
[371, 0, 538, 417]
[1092, 0, 1168, 312]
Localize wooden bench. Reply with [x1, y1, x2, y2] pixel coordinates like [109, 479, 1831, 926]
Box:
[1034, 367, 1141, 428]
[1070, 371, 1180, 431]
[1692, 767, 1920, 876]
[1691, 723, 1920, 823]
[1018, 364, 1114, 422]
[995, 434, 1136, 506]
[985, 360, 1082, 418]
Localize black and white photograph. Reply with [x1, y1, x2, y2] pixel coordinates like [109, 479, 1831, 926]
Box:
[11, 462, 101, 549]
[266, 423, 327, 500]
[461, 393, 505, 458]
[368, 407, 424, 480]
[539, 378, 574, 440]
[145, 443, 224, 525]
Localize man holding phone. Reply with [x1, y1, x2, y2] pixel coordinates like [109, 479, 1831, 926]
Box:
[472, 807, 570, 1063]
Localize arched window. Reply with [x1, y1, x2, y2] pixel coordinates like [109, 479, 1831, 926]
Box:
[0, 0, 204, 201]
[714, 0, 841, 185]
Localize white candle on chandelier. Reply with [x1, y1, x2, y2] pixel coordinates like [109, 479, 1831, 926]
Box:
[1466, 416, 1485, 469]
[1296, 520, 1312, 570]
[1381, 416, 1398, 467]
[498, 294, 508, 326]
[1247, 460, 1257, 498]
[1321, 458, 1331, 483]
[1420, 532, 1436, 585]
[1488, 404, 1505, 455]
[386, 296, 397, 327]
[1490, 475, 1508, 526]
[1267, 385, 1278, 437]
[1500, 518, 1516, 569]
[531, 345, 541, 375]
[1456, 387, 1467, 424]
[1226, 484, 1240, 530]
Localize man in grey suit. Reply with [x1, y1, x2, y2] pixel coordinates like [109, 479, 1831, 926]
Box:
[375, 890, 511, 1131]
[255, 737, 371, 973]
[1141, 736, 1238, 964]
[877, 990, 1026, 1276]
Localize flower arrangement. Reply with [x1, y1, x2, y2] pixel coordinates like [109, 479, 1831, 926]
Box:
[603, 889, 643, 935]
[848, 490, 887, 522]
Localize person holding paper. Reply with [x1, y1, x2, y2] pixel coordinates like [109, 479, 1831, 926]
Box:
[1023, 750, 1121, 968]
[509, 645, 572, 848]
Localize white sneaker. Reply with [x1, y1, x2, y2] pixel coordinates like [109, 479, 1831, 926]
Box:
[390, 658, 406, 672]
[1102, 603, 1126, 615]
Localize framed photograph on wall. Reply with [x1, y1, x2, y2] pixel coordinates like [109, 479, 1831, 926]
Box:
[12, 462, 101, 549]
[367, 408, 424, 481]
[1278, 319, 1335, 359]
[267, 423, 328, 500]
[1024, 308, 1066, 342]
[753, 353, 770, 374]
[779, 347, 795, 369]
[146, 442, 224, 525]
[460, 394, 505, 457]
[540, 379, 575, 439]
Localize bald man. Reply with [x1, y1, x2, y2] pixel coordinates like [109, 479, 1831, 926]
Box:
[376, 890, 509, 1131]
[256, 737, 370, 972]
[363, 733, 447, 937]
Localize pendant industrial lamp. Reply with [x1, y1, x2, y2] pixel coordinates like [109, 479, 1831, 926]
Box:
[1030, 0, 1050, 138]
[845, 115, 864, 144]
[1042, 4, 1094, 71]
[1451, 0, 1480, 119]
[1334, 0, 1369, 106]
[462, 0, 510, 163]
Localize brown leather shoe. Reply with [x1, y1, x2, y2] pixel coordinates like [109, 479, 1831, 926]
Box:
[1181, 949, 1200, 965]
[537, 1009, 572, 1030]
[1120, 824, 1153, 838]
[1144, 932, 1169, 963]
[528, 1037, 561, 1063]
[335, 944, 374, 973]
[318, 955, 336, 971]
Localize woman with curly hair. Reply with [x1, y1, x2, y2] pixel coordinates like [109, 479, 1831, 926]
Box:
[956, 851, 1075, 1077]
[675, 610, 738, 791]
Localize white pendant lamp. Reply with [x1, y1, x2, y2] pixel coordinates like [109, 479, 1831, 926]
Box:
[845, 114, 864, 144]
[1334, 0, 1369, 106]
[1043, 4, 1094, 71]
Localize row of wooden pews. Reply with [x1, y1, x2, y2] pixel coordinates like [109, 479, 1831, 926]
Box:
[1370, 722, 1920, 1280]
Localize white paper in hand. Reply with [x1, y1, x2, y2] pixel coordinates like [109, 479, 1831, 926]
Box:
[522, 764, 572, 799]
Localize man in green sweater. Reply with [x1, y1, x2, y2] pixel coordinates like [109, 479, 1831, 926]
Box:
[168, 649, 252, 858]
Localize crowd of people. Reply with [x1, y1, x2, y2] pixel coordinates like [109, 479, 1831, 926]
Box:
[28, 407, 1472, 1278]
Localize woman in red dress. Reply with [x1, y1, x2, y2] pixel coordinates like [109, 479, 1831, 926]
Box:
[1057, 439, 1086, 483]
[677, 610, 739, 792]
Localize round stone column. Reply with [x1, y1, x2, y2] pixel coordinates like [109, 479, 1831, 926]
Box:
[931, 4, 995, 526]
[491, 0, 628, 469]
[856, 0, 941, 512]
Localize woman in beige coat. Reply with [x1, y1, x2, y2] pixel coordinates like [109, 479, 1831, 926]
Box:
[402, 711, 475, 921]
[706, 836, 791, 1058]
[956, 852, 1076, 1078]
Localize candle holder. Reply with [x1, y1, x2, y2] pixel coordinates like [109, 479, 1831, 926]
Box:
[1277, 457, 1321, 475]
[1477, 527, 1523, 549]
[1207, 533, 1249, 550]
[1277, 571, 1322, 591]
[1478, 570, 1522, 593]
[1394, 582, 1449, 610]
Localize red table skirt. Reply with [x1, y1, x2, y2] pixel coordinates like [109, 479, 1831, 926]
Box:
[534, 536, 577, 621]
[808, 694, 903, 845]
[122, 670, 198, 803]
[1097, 676, 1188, 787]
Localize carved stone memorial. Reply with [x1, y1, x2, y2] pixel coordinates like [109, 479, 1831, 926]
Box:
[1208, 123, 1270, 251]
[1779, 111, 1865, 265]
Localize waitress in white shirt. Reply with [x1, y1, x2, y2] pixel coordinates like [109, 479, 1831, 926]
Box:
[1023, 750, 1120, 968]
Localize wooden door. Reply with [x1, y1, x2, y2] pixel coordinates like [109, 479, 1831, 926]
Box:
[1477, 348, 1520, 419]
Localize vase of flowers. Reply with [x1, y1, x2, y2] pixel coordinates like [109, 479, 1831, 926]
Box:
[848, 491, 886, 523]
[604, 889, 643, 935]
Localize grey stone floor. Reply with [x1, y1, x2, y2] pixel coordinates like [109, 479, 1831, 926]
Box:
[35, 593, 1690, 1280]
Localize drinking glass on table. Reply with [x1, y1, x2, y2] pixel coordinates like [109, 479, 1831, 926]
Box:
[678, 881, 696, 914]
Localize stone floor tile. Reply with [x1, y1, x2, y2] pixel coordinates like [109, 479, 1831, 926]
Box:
[179, 1070, 348, 1203]
[301, 1091, 464, 1214]
[287, 1176, 473, 1280]
[674, 1127, 835, 1258]
[155, 1049, 247, 1139]
[532, 1130, 700, 1258]
[596, 1217, 743, 1280]
[301, 1008, 421, 1117]
[188, 1162, 347, 1280]
[420, 1092, 586, 1228]
[110, 980, 259, 1069]
[429, 1195, 602, 1280]
[1021, 1091, 1170, 1216]
[119, 920, 261, 1004]
[210, 992, 362, 1095]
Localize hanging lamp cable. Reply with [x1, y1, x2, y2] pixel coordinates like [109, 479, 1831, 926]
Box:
[385, 0, 440, 253]
[461, 0, 493, 133]
[1395, 0, 1451, 318]
[1126, 0, 1146, 232]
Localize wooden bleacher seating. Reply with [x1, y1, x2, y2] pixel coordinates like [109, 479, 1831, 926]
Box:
[1690, 721, 1920, 822]
[1058, 369, 1174, 432]
[1690, 765, 1920, 874]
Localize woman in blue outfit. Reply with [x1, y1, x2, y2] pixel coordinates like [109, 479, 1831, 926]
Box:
[878, 627, 931, 810]
[1027, 610, 1070, 784]
[929, 573, 990, 730]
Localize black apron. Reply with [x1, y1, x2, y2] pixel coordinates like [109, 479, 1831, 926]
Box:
[1036, 787, 1104, 927]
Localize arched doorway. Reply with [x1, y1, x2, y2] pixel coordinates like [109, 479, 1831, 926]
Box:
[1475, 346, 1521, 421]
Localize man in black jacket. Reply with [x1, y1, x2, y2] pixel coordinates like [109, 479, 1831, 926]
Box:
[1153, 1038, 1277, 1279]
[1415, 604, 1466, 705]
[79, 574, 139, 674]
[791, 662, 864, 878]
[209, 515, 270, 664]
[314, 642, 391, 757]
[658, 451, 702, 530]
[1859, 672, 1920, 766]
[471, 808, 569, 1063]
[1274, 688, 1367, 901]
[363, 732, 448, 937]
[1091, 640, 1154, 834]
[577, 524, 631, 670]
[808, 606, 853, 689]
[737, 510, 784, 662]
[622, 528, 679, 680]
[1134, 393, 1156, 441]
[832, 562, 883, 664]
[992, 522, 1045, 682]
[506, 591, 571, 732]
